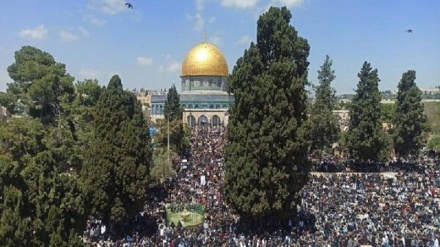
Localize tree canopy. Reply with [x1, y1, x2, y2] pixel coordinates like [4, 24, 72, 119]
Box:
[223, 6, 311, 223]
[392, 70, 428, 157]
[308, 55, 340, 156]
[5, 46, 75, 124]
[346, 62, 389, 162]
[81, 75, 152, 229]
[0, 117, 87, 246]
[0, 46, 90, 246]
[164, 84, 182, 122]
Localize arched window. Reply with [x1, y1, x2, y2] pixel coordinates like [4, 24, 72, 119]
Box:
[211, 115, 221, 125]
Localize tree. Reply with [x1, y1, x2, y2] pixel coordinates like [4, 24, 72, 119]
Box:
[0, 46, 97, 246]
[0, 118, 46, 166]
[223, 6, 311, 223]
[6, 46, 75, 124]
[308, 55, 340, 157]
[21, 151, 86, 247]
[163, 85, 182, 122]
[153, 118, 191, 158]
[81, 75, 152, 230]
[392, 70, 428, 158]
[346, 62, 389, 162]
[150, 148, 177, 182]
[0, 119, 86, 246]
[380, 103, 395, 124]
[161, 84, 189, 157]
[0, 156, 32, 247]
[427, 135, 440, 152]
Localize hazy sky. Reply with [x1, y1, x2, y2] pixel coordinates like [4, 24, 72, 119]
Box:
[0, 0, 439, 94]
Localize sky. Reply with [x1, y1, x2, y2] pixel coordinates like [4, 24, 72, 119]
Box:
[0, 0, 439, 94]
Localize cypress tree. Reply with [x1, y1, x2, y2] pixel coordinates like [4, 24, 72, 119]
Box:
[164, 85, 182, 122]
[224, 6, 311, 223]
[81, 75, 151, 229]
[393, 70, 428, 158]
[162, 84, 189, 157]
[346, 62, 389, 162]
[308, 55, 340, 157]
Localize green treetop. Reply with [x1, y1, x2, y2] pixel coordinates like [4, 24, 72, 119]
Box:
[81, 75, 152, 229]
[346, 62, 389, 162]
[4, 46, 75, 124]
[164, 85, 182, 122]
[392, 70, 428, 158]
[223, 6, 311, 223]
[308, 55, 340, 156]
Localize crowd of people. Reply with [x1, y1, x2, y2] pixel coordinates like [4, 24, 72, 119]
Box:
[84, 125, 440, 246]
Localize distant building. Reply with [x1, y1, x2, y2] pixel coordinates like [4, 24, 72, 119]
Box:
[150, 40, 234, 126]
[136, 95, 151, 111]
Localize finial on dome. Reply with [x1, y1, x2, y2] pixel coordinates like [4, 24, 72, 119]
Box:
[203, 31, 207, 42]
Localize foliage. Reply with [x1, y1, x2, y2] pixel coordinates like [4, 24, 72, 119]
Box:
[154, 118, 191, 157]
[6, 46, 76, 125]
[0, 118, 46, 166]
[156, 84, 190, 157]
[392, 70, 429, 157]
[0, 119, 86, 246]
[424, 102, 440, 134]
[334, 100, 350, 110]
[0, 47, 105, 246]
[224, 6, 311, 222]
[346, 62, 390, 162]
[380, 103, 395, 124]
[150, 147, 177, 182]
[164, 84, 182, 122]
[80, 75, 152, 228]
[308, 55, 340, 156]
[427, 135, 440, 152]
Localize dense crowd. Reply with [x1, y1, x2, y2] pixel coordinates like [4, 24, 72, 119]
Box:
[84, 125, 440, 247]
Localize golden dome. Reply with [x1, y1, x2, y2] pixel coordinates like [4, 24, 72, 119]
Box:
[181, 42, 228, 77]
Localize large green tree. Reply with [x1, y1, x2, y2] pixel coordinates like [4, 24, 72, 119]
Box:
[392, 70, 428, 157]
[223, 6, 311, 223]
[0, 119, 86, 247]
[308, 55, 340, 156]
[0, 47, 99, 246]
[346, 62, 389, 162]
[5, 46, 75, 124]
[81, 75, 152, 230]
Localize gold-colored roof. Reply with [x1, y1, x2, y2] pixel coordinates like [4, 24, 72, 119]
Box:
[181, 42, 228, 77]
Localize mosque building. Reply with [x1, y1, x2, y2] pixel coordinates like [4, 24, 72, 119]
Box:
[150, 40, 234, 126]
